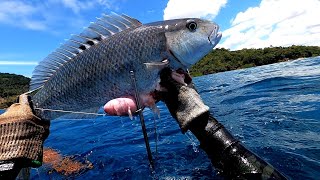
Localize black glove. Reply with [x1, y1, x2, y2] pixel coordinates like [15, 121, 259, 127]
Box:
[158, 68, 209, 133]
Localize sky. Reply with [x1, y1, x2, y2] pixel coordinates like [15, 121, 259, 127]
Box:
[0, 0, 319, 77]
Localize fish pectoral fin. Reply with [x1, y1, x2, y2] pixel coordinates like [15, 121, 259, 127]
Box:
[144, 59, 169, 70]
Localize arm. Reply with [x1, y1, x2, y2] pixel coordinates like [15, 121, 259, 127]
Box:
[190, 112, 286, 179]
[158, 68, 287, 179]
[0, 95, 50, 179]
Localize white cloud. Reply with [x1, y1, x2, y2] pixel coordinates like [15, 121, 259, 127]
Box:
[163, 0, 227, 20]
[0, 61, 38, 65]
[61, 0, 83, 13]
[219, 0, 320, 50]
[0, 1, 47, 30]
[0, 0, 114, 31]
[59, 0, 112, 13]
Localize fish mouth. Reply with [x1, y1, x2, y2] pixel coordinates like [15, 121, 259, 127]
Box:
[209, 29, 222, 47]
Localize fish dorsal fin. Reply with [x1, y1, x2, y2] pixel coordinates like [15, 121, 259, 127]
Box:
[30, 13, 142, 91]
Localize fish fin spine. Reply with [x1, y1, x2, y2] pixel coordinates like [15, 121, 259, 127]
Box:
[30, 13, 142, 91]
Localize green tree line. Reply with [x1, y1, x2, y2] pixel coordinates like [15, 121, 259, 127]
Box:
[190, 45, 320, 76]
[0, 73, 30, 108]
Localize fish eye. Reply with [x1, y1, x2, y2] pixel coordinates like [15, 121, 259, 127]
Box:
[186, 20, 197, 32]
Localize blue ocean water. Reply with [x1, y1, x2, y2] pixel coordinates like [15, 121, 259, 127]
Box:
[1, 57, 320, 179]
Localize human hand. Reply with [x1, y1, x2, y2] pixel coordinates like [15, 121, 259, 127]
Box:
[0, 94, 50, 168]
[157, 68, 209, 133]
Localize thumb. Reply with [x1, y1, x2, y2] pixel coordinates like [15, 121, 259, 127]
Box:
[18, 94, 30, 105]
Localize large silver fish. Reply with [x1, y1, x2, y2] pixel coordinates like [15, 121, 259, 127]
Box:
[30, 14, 222, 120]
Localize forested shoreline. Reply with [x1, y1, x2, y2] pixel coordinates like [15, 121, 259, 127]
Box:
[190, 45, 320, 76]
[0, 73, 30, 108]
[1, 45, 320, 108]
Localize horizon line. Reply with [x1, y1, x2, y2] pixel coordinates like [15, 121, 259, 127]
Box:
[0, 61, 38, 65]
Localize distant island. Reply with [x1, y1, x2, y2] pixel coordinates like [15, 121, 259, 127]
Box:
[1, 45, 320, 108]
[189, 45, 320, 76]
[0, 73, 30, 109]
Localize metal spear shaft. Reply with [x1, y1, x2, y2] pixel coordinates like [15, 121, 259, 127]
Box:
[130, 70, 154, 169]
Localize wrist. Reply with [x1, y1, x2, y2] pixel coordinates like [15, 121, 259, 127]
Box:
[171, 85, 209, 133]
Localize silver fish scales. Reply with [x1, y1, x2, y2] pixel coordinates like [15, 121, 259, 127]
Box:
[30, 14, 222, 120]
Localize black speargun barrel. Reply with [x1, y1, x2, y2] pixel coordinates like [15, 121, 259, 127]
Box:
[188, 112, 287, 179]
